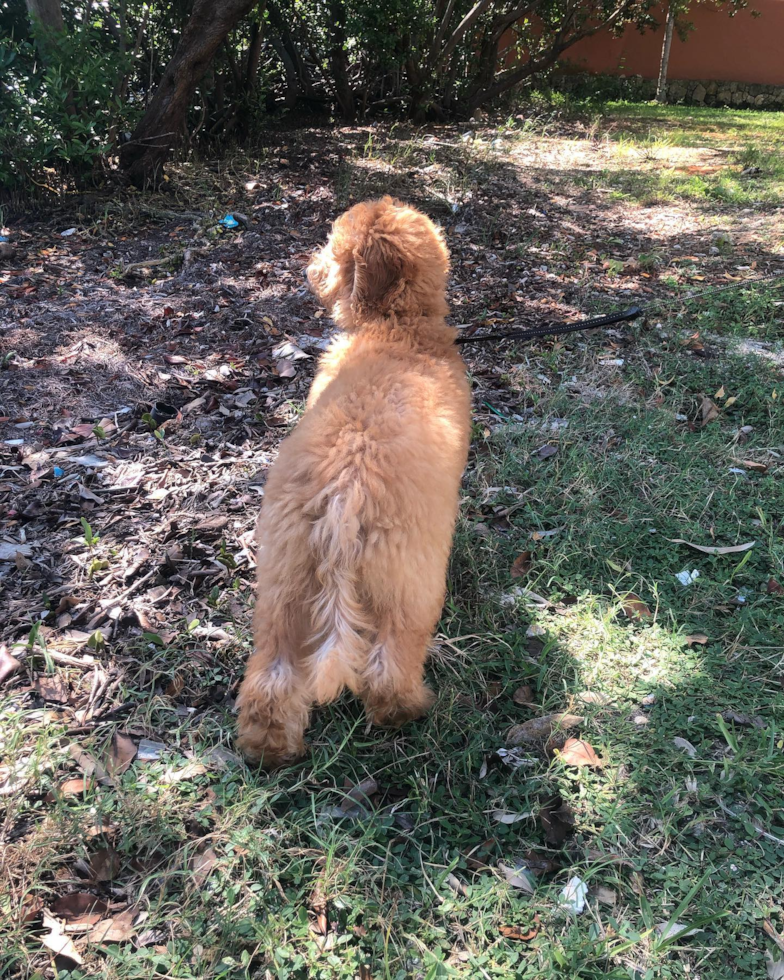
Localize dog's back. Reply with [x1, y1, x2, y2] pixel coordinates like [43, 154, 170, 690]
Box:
[237, 199, 471, 766]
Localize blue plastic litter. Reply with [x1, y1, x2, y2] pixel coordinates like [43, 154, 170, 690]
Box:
[0, 235, 8, 242]
[53, 466, 64, 478]
[219, 214, 239, 229]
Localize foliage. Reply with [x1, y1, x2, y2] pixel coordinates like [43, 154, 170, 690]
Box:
[0, 0, 757, 192]
[0, 12, 135, 189]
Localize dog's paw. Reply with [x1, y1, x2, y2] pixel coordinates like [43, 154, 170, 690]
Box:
[366, 684, 434, 729]
[236, 729, 306, 769]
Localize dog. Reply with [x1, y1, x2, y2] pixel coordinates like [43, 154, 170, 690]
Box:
[236, 197, 471, 767]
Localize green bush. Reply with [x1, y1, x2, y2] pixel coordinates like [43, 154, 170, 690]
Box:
[0, 24, 136, 191]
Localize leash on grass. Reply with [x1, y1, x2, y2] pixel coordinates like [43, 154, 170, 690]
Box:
[455, 269, 784, 346]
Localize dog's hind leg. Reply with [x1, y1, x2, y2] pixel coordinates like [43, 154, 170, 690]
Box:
[236, 603, 312, 768]
[360, 624, 435, 728]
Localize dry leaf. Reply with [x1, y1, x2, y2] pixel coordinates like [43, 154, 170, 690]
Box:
[507, 712, 584, 746]
[767, 955, 784, 980]
[668, 538, 755, 555]
[89, 846, 120, 881]
[52, 777, 92, 798]
[88, 906, 138, 944]
[499, 916, 539, 942]
[492, 809, 532, 825]
[161, 760, 207, 784]
[655, 921, 702, 940]
[741, 459, 768, 473]
[621, 594, 651, 620]
[69, 745, 113, 786]
[0, 645, 22, 685]
[275, 358, 297, 378]
[42, 919, 83, 965]
[576, 691, 612, 706]
[594, 886, 617, 905]
[445, 873, 468, 897]
[721, 709, 765, 728]
[557, 737, 604, 768]
[685, 633, 709, 646]
[190, 847, 218, 887]
[512, 684, 534, 705]
[538, 797, 575, 844]
[536, 444, 558, 460]
[107, 733, 137, 776]
[673, 736, 697, 758]
[767, 578, 784, 596]
[341, 776, 378, 812]
[34, 673, 70, 702]
[510, 551, 532, 578]
[51, 892, 109, 927]
[700, 396, 719, 426]
[499, 861, 535, 894]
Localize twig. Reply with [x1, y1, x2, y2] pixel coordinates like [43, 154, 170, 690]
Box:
[107, 566, 159, 606]
[717, 799, 784, 847]
[121, 256, 177, 276]
[763, 920, 784, 955]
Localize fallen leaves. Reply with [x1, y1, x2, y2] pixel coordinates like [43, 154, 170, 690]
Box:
[699, 396, 720, 427]
[41, 916, 83, 965]
[507, 712, 584, 746]
[512, 684, 534, 705]
[721, 709, 765, 728]
[741, 459, 768, 473]
[492, 809, 532, 825]
[51, 892, 109, 927]
[107, 733, 138, 776]
[539, 796, 576, 845]
[510, 551, 532, 578]
[673, 736, 697, 758]
[685, 633, 709, 646]
[0, 645, 22, 685]
[499, 915, 540, 942]
[767, 578, 784, 596]
[190, 846, 218, 888]
[88, 906, 138, 944]
[89, 846, 120, 882]
[498, 861, 535, 894]
[669, 538, 755, 555]
[655, 921, 702, 941]
[621, 593, 652, 620]
[556, 738, 604, 768]
[34, 672, 70, 702]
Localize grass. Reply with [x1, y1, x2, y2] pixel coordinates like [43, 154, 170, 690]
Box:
[5, 312, 783, 980]
[3, 99, 784, 979]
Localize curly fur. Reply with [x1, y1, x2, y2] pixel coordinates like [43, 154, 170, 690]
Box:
[236, 197, 471, 767]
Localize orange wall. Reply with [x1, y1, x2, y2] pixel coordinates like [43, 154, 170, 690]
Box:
[563, 1, 784, 86]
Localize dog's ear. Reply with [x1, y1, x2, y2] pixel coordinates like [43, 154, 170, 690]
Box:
[350, 229, 409, 312]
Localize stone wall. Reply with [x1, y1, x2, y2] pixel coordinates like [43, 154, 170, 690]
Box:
[552, 71, 784, 110]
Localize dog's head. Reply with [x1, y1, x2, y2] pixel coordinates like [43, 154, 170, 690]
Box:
[307, 197, 449, 328]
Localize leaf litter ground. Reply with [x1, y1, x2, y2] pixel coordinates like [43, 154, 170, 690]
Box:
[1, 104, 783, 979]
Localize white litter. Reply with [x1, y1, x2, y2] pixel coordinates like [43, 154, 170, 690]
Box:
[560, 876, 588, 914]
[675, 569, 700, 586]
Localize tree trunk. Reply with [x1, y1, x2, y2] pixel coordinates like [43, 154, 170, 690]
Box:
[656, 4, 676, 103]
[120, 0, 257, 188]
[25, 0, 65, 60]
[329, 0, 355, 120]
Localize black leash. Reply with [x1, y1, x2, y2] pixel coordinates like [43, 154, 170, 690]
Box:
[455, 305, 643, 345]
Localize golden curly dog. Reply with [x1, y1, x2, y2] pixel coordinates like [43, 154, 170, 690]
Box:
[236, 197, 471, 766]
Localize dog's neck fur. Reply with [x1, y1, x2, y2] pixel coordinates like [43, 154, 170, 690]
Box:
[349, 313, 457, 356]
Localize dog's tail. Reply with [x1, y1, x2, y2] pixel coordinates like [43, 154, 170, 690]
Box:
[308, 480, 373, 702]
